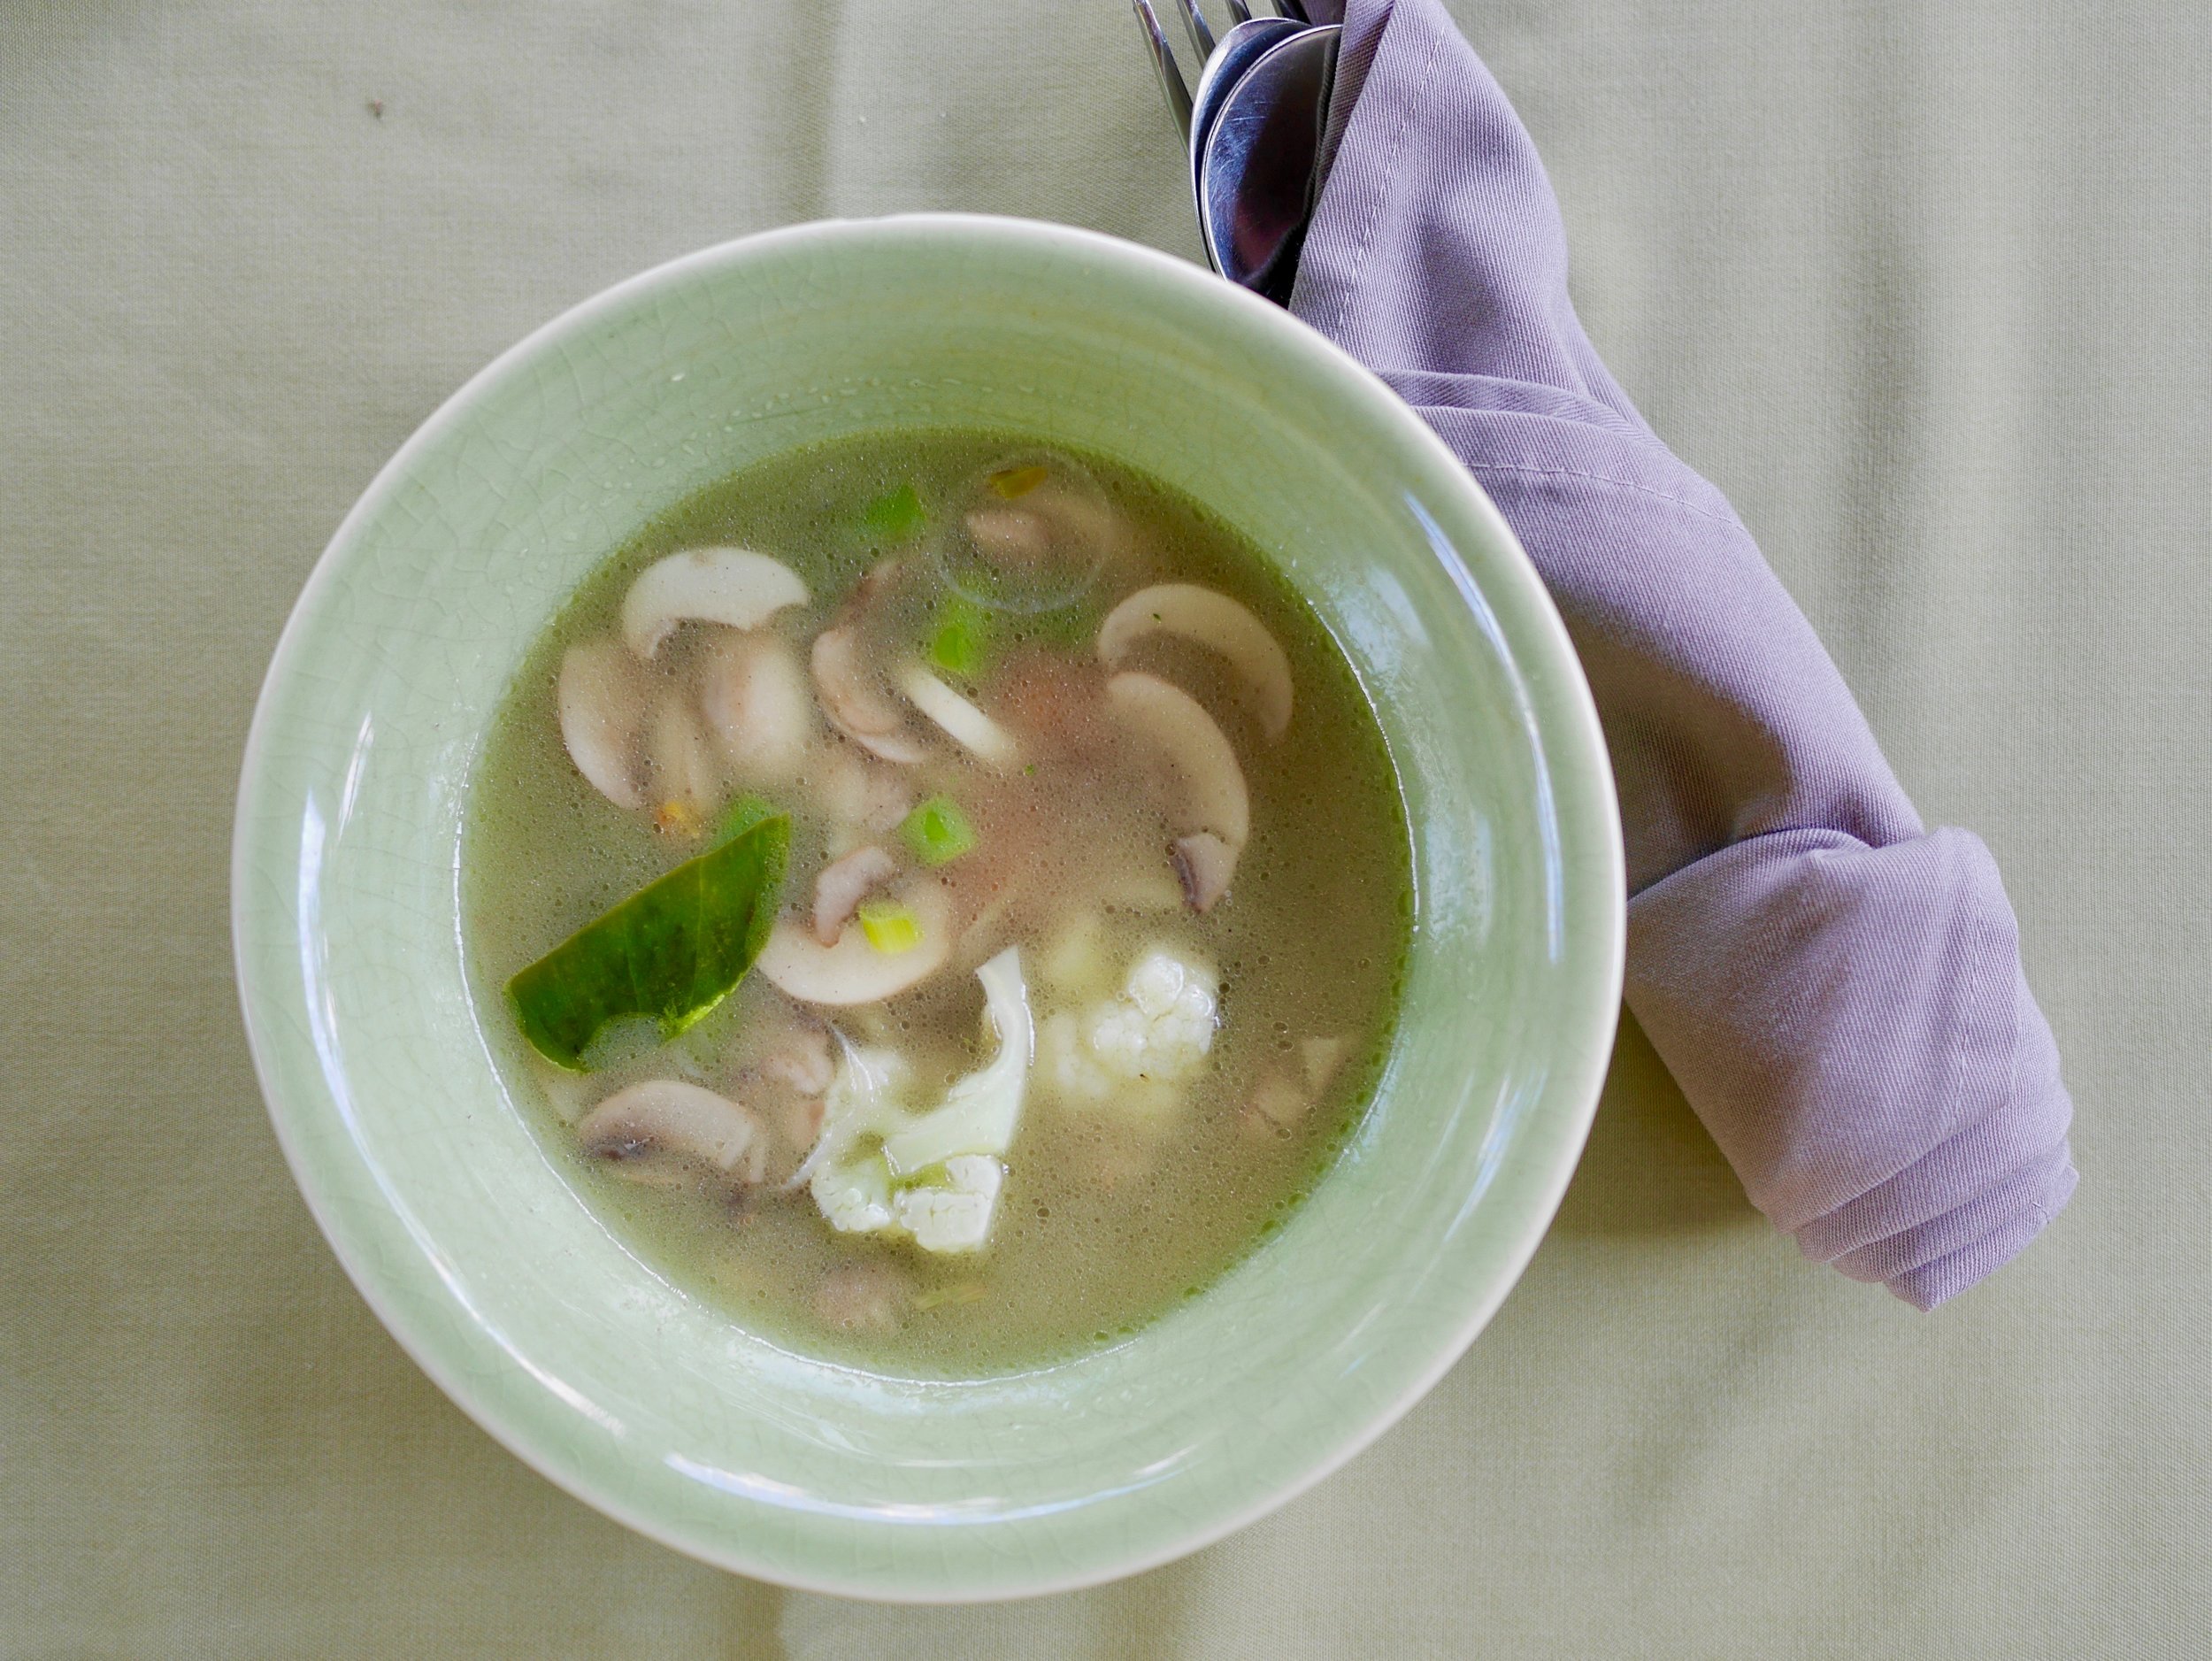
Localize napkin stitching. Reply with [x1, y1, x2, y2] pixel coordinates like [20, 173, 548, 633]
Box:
[1327, 22, 1446, 342]
[1465, 461, 1743, 529]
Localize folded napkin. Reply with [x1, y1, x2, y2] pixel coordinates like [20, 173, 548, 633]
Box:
[1289, 0, 2077, 1308]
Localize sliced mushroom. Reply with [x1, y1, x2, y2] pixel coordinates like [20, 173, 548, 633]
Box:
[644, 691, 722, 824]
[733, 1010, 834, 1168]
[765, 1043, 832, 1110]
[896, 665, 1019, 768]
[1097, 584, 1293, 741]
[812, 1258, 914, 1334]
[1098, 866, 1187, 914]
[757, 880, 953, 1005]
[812, 742, 916, 837]
[1171, 832, 1237, 914]
[1105, 670, 1250, 911]
[811, 625, 930, 765]
[576, 1080, 768, 1183]
[760, 1022, 835, 1097]
[1004, 475, 1128, 561]
[964, 507, 1053, 565]
[701, 630, 810, 783]
[621, 549, 809, 658]
[557, 642, 649, 809]
[1302, 1034, 1349, 1094]
[1239, 1069, 1311, 1142]
[812, 843, 899, 946]
[807, 560, 930, 765]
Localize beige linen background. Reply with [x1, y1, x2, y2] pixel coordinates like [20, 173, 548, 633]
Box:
[3, 0, 2205, 1654]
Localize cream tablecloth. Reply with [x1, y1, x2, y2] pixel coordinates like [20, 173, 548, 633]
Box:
[3, 1, 2204, 1653]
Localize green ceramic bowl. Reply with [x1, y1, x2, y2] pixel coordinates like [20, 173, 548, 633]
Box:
[232, 215, 1624, 1601]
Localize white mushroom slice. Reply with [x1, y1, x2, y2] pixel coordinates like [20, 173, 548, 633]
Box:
[812, 1259, 914, 1334]
[1302, 1034, 1349, 1093]
[1251, 1070, 1311, 1127]
[757, 881, 953, 1005]
[759, 1022, 836, 1096]
[557, 642, 649, 809]
[812, 843, 898, 946]
[812, 742, 916, 837]
[1105, 673, 1251, 913]
[965, 506, 1053, 564]
[1097, 583, 1293, 741]
[701, 631, 811, 783]
[576, 1080, 768, 1183]
[1097, 866, 1187, 914]
[896, 665, 1019, 767]
[644, 691, 722, 818]
[1171, 832, 1236, 914]
[621, 549, 809, 658]
[811, 627, 930, 765]
[1240, 1069, 1312, 1142]
[1013, 478, 1128, 559]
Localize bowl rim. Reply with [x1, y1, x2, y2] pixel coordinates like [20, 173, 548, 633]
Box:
[232, 211, 1625, 1600]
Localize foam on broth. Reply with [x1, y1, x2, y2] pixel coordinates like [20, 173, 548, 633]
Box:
[465, 431, 1411, 1374]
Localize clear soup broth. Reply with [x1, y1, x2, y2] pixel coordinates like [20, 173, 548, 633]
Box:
[465, 431, 1411, 1373]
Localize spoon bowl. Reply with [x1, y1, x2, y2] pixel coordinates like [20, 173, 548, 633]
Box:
[1188, 15, 1306, 195]
[1198, 24, 1340, 300]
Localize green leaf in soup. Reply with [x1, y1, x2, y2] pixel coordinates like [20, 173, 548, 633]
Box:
[505, 816, 789, 1072]
[861, 482, 926, 544]
[716, 791, 781, 847]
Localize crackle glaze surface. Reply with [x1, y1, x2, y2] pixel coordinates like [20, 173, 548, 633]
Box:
[231, 216, 1624, 1600]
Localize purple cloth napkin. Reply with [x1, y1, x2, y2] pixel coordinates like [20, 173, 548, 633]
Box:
[1290, 0, 2077, 1308]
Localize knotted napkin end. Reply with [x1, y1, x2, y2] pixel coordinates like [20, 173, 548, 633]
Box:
[1632, 827, 2078, 1311]
[1803, 1140, 2079, 1311]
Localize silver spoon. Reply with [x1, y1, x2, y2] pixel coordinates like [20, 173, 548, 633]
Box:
[1187, 15, 1307, 195]
[1197, 23, 1340, 301]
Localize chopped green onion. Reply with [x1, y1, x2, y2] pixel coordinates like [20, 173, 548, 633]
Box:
[901, 795, 979, 866]
[927, 593, 995, 680]
[857, 898, 923, 954]
[861, 482, 926, 543]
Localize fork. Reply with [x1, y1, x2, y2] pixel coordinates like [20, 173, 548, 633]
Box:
[1131, 1, 1314, 142]
[1130, 0, 1337, 300]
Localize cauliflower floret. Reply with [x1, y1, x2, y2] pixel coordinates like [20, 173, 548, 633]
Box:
[1092, 950, 1217, 1077]
[892, 1155, 1005, 1253]
[1045, 945, 1218, 1117]
[798, 950, 1030, 1254]
[812, 1150, 895, 1234]
[879, 948, 1031, 1177]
